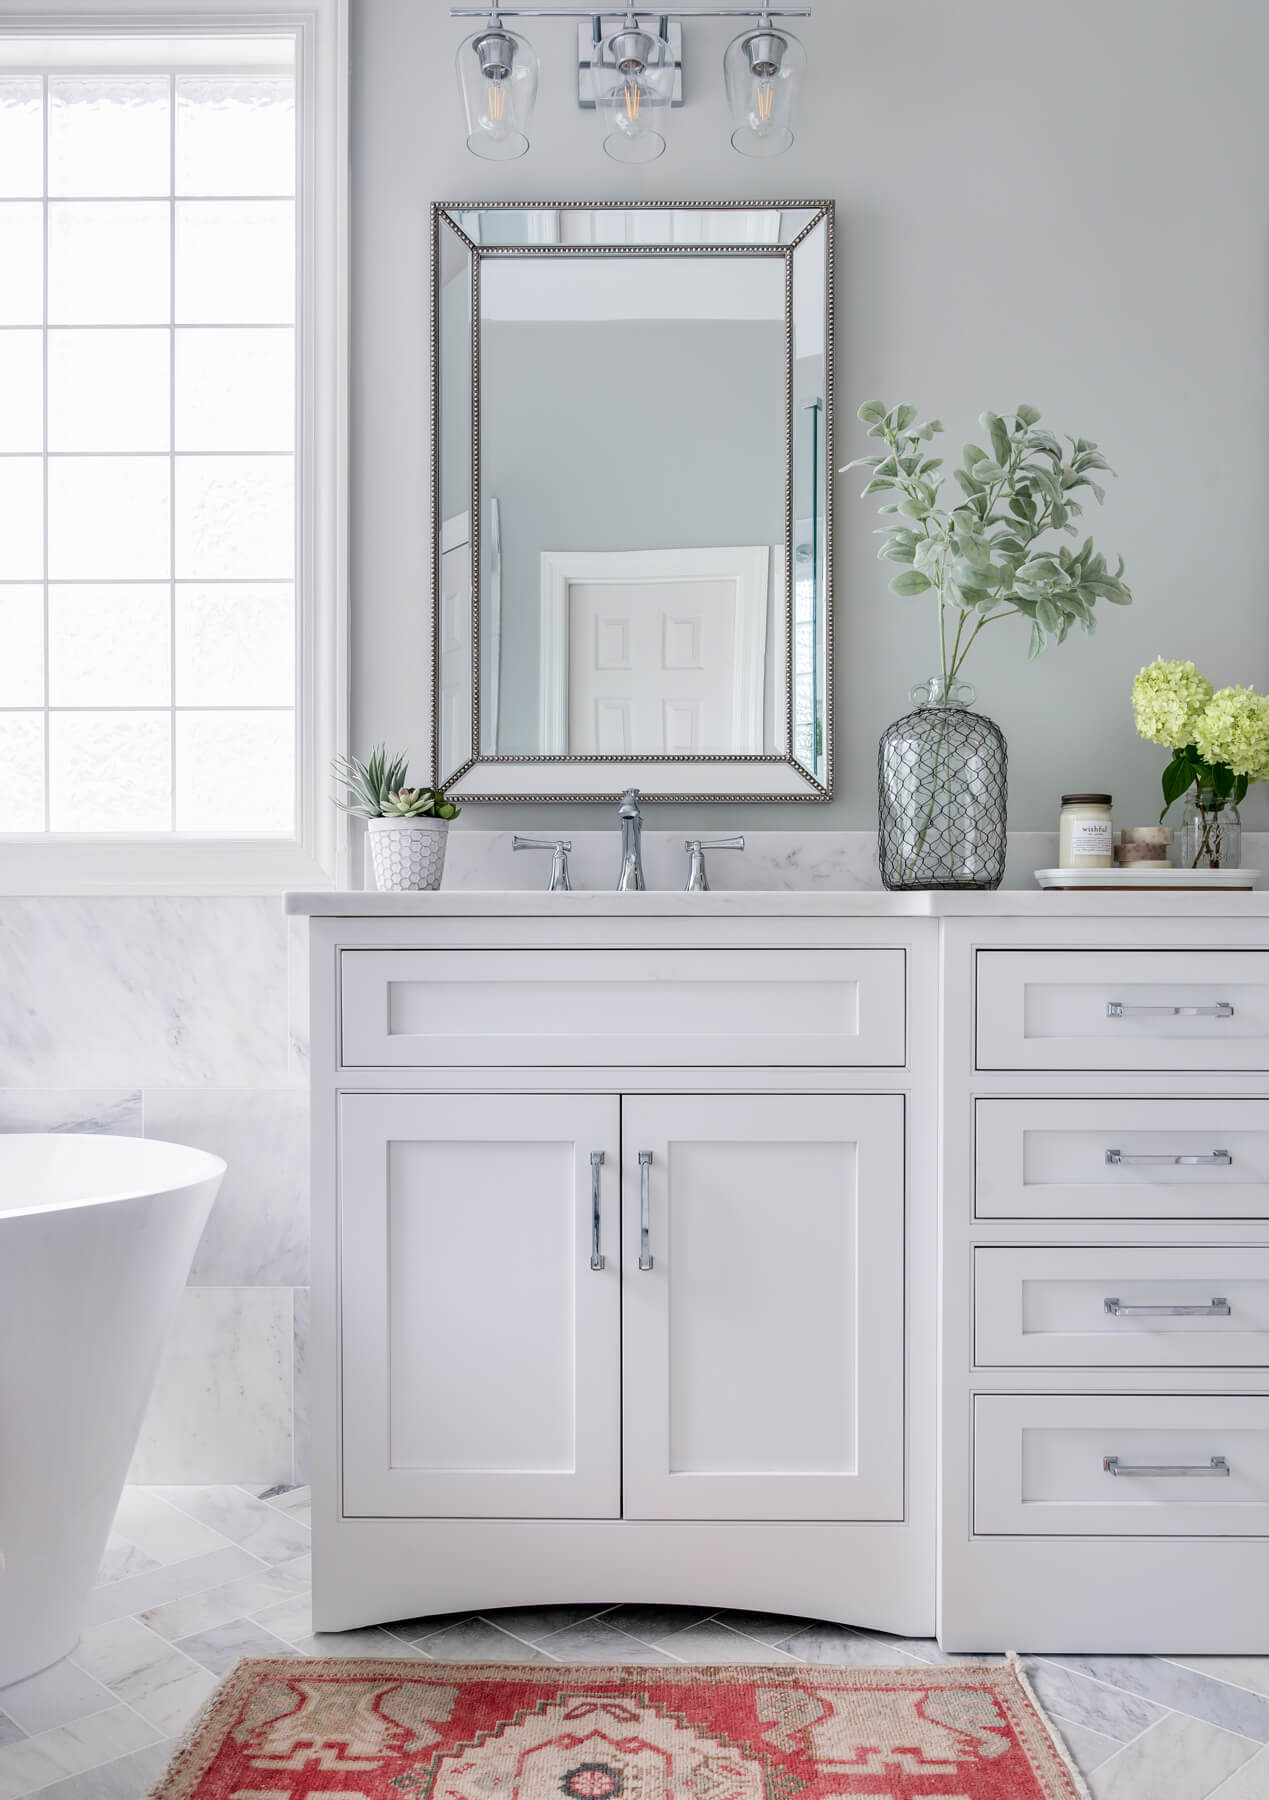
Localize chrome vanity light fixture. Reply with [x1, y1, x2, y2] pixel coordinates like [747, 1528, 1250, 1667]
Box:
[723, 5, 806, 157]
[450, 8, 809, 158]
[456, 5, 541, 160]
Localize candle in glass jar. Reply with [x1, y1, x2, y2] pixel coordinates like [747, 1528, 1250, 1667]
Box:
[1059, 793, 1113, 868]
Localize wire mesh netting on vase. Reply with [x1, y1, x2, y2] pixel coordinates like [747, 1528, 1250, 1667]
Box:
[878, 679, 1008, 891]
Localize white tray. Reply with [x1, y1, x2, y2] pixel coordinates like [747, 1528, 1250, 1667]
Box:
[1035, 866, 1261, 891]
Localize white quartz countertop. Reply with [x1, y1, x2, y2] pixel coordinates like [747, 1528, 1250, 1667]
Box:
[285, 887, 1269, 918]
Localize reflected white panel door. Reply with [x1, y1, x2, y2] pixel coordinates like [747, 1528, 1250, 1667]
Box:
[438, 514, 472, 773]
[622, 1093, 905, 1521]
[540, 548, 769, 755]
[340, 1093, 620, 1518]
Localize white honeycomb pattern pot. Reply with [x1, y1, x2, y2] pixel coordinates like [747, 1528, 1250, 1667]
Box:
[368, 817, 449, 891]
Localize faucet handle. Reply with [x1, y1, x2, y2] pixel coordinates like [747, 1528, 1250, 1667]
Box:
[513, 835, 573, 892]
[683, 835, 745, 892]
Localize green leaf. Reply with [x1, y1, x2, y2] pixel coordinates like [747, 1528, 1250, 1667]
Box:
[1159, 753, 1196, 819]
[894, 403, 918, 431]
[878, 539, 917, 563]
[972, 460, 1004, 482]
[1027, 621, 1045, 660]
[963, 443, 989, 469]
[1016, 403, 1041, 426]
[1036, 596, 1062, 633]
[861, 477, 894, 496]
[989, 415, 1011, 465]
[889, 569, 933, 596]
[857, 401, 887, 424]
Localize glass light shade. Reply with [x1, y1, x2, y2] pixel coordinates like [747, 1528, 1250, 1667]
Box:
[724, 23, 806, 157]
[594, 22, 675, 163]
[457, 24, 538, 161]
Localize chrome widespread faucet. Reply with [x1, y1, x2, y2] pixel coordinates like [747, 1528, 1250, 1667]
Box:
[616, 788, 646, 891]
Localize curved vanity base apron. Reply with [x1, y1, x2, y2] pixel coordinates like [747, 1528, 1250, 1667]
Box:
[309, 1518, 935, 1640]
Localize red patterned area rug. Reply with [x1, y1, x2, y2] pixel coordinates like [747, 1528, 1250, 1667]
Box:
[147, 1657, 1090, 1800]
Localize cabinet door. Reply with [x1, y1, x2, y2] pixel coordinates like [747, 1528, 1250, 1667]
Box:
[340, 1093, 620, 1518]
[622, 1093, 905, 1521]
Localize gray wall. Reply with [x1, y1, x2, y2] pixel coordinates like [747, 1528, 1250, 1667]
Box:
[352, 0, 1269, 833]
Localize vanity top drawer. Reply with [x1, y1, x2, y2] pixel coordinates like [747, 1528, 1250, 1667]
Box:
[974, 1393, 1269, 1537]
[975, 1246, 1269, 1368]
[976, 950, 1269, 1071]
[338, 947, 906, 1068]
[975, 1098, 1269, 1219]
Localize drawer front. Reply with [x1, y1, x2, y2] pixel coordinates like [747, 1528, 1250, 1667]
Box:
[974, 1393, 1269, 1536]
[975, 1098, 1269, 1220]
[339, 947, 906, 1068]
[976, 950, 1269, 1071]
[975, 1247, 1269, 1367]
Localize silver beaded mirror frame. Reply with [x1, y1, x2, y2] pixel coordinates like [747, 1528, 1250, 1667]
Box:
[431, 199, 834, 802]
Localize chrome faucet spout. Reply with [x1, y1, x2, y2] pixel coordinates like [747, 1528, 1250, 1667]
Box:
[616, 787, 645, 891]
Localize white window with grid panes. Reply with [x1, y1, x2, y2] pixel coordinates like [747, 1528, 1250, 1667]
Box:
[0, 5, 346, 892]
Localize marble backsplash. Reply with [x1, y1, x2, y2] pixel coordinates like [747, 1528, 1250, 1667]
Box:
[3, 832, 1263, 1484]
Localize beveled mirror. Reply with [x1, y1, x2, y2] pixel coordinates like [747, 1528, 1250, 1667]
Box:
[432, 200, 833, 801]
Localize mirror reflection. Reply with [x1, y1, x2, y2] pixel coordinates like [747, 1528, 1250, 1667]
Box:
[433, 203, 832, 800]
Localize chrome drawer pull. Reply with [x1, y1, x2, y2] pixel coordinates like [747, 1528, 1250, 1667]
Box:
[1104, 1296, 1232, 1317]
[1106, 1149, 1232, 1167]
[1106, 1001, 1234, 1019]
[589, 1151, 605, 1271]
[1104, 1455, 1230, 1478]
[638, 1151, 653, 1271]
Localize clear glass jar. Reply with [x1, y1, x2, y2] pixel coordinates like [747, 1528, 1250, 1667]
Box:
[877, 677, 1007, 891]
[1059, 793, 1113, 868]
[1178, 789, 1242, 870]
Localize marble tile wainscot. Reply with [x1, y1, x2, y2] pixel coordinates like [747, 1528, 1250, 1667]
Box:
[0, 899, 310, 1487]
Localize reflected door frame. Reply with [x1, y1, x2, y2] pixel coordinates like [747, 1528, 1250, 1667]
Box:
[538, 544, 772, 756]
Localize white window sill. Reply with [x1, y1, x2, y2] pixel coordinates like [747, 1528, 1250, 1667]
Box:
[0, 837, 338, 896]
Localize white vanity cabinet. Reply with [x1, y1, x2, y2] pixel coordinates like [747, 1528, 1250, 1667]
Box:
[299, 902, 936, 1638]
[294, 888, 1269, 1653]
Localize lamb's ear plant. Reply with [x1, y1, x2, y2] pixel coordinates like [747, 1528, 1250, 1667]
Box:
[331, 745, 460, 821]
[844, 402, 1133, 685]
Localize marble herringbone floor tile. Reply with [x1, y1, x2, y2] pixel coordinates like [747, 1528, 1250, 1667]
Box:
[4, 1486, 1264, 1800]
[1088, 1712, 1260, 1800]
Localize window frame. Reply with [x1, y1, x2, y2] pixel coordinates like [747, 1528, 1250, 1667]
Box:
[0, 0, 348, 893]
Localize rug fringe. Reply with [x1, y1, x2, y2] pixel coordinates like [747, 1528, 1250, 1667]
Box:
[143, 1654, 268, 1800]
[1009, 1652, 1094, 1800]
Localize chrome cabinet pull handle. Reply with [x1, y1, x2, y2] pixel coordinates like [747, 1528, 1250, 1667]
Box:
[1106, 1001, 1234, 1019]
[1106, 1149, 1232, 1167]
[638, 1150, 653, 1271]
[1104, 1455, 1230, 1478]
[1104, 1296, 1232, 1317]
[589, 1151, 605, 1271]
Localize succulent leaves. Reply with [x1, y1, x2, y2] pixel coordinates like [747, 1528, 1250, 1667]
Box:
[331, 745, 461, 821]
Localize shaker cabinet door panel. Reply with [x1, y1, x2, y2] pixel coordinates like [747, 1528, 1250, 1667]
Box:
[621, 1093, 906, 1522]
[339, 1093, 620, 1519]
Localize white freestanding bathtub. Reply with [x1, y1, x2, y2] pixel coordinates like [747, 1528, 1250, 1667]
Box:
[0, 1133, 223, 1683]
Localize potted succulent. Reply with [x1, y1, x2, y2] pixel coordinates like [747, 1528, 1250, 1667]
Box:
[332, 745, 460, 892]
[845, 402, 1132, 890]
